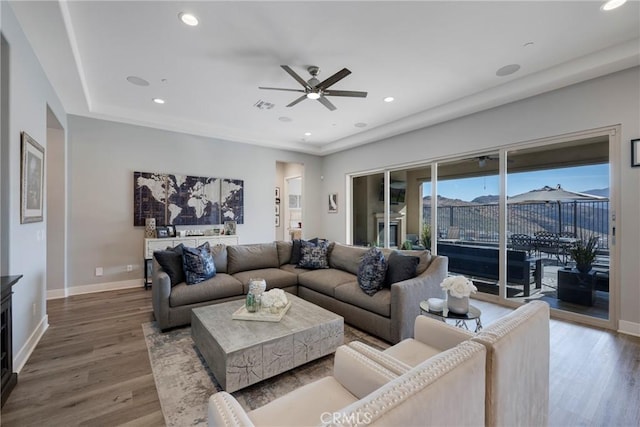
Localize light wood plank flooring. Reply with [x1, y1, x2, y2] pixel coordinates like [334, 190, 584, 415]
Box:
[1, 288, 639, 426]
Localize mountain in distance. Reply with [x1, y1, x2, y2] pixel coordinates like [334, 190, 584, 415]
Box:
[581, 188, 609, 198]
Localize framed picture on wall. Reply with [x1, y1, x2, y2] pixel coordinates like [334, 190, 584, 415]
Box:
[275, 204, 280, 215]
[328, 193, 338, 213]
[632, 139, 640, 167]
[20, 132, 45, 223]
[275, 216, 280, 227]
[275, 187, 280, 198]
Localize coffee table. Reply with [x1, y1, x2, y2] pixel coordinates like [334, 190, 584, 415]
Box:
[191, 293, 344, 392]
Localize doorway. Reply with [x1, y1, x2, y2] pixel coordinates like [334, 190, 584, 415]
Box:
[275, 161, 303, 241]
[46, 106, 66, 298]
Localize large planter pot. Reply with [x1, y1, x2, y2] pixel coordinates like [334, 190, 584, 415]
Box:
[447, 292, 469, 315]
[557, 268, 596, 306]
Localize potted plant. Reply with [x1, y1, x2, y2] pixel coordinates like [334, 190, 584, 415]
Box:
[569, 236, 599, 274]
[421, 223, 431, 250]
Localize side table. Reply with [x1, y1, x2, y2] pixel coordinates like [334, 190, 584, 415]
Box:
[419, 300, 483, 332]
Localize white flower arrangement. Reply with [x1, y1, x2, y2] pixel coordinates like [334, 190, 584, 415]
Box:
[260, 288, 289, 313]
[440, 275, 477, 298]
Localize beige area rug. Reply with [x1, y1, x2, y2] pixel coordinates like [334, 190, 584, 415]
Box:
[142, 321, 389, 426]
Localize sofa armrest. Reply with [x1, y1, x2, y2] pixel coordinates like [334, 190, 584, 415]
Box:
[151, 259, 172, 330]
[414, 315, 474, 350]
[389, 255, 448, 343]
[333, 345, 398, 400]
[347, 341, 411, 375]
[208, 392, 255, 427]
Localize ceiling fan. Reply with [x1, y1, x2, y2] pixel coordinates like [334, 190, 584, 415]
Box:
[469, 155, 514, 167]
[259, 65, 367, 111]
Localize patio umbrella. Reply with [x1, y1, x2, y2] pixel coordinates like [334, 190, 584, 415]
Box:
[508, 184, 607, 234]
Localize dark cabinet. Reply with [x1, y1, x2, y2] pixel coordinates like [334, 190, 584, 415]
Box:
[1, 275, 21, 407]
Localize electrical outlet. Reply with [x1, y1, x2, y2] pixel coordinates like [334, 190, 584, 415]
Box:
[95, 267, 103, 276]
[127, 265, 133, 272]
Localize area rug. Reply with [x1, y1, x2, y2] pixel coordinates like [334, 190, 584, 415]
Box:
[142, 321, 389, 426]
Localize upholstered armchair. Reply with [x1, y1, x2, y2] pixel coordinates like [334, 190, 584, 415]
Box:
[350, 301, 550, 427]
[208, 341, 486, 427]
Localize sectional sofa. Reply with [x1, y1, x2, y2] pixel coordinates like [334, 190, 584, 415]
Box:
[152, 240, 448, 343]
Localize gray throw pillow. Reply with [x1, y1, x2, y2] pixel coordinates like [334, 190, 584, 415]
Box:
[384, 251, 419, 286]
[298, 240, 329, 269]
[357, 247, 387, 296]
[154, 244, 185, 286]
[182, 242, 216, 285]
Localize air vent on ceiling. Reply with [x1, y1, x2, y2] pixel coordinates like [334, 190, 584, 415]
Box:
[254, 100, 275, 110]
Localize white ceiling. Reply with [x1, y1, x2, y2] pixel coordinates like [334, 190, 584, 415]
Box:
[10, 1, 640, 155]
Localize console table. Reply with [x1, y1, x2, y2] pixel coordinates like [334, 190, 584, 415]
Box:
[143, 235, 239, 288]
[1, 275, 22, 407]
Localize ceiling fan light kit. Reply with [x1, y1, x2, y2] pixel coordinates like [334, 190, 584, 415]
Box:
[259, 65, 368, 111]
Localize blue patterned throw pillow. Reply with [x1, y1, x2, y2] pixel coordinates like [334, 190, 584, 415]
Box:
[298, 240, 330, 269]
[357, 247, 387, 296]
[182, 242, 216, 285]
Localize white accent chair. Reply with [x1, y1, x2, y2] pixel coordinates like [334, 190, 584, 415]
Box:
[350, 300, 550, 427]
[208, 341, 487, 427]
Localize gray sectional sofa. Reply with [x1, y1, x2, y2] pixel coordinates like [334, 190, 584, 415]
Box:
[152, 241, 447, 344]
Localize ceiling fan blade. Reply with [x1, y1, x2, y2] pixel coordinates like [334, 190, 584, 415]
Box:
[317, 68, 351, 90]
[286, 95, 308, 108]
[281, 65, 311, 90]
[258, 87, 306, 93]
[317, 96, 337, 111]
[323, 90, 368, 98]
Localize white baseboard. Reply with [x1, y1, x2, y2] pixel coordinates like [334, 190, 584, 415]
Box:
[618, 320, 640, 337]
[46, 279, 144, 300]
[15, 315, 49, 373]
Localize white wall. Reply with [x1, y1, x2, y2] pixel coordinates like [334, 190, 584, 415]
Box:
[2, 3, 67, 370]
[322, 67, 640, 330]
[67, 115, 322, 289]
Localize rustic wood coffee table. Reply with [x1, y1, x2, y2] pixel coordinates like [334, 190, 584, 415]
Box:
[191, 293, 344, 392]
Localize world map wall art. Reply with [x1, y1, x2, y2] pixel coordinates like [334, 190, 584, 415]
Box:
[133, 171, 244, 226]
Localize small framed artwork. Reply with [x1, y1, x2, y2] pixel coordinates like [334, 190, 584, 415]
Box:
[328, 193, 338, 213]
[632, 139, 640, 167]
[275, 197, 281, 205]
[275, 216, 280, 227]
[224, 220, 237, 235]
[166, 225, 176, 237]
[156, 226, 169, 238]
[275, 204, 280, 215]
[275, 187, 280, 198]
[20, 132, 45, 223]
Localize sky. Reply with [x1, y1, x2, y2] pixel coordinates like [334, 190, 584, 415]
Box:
[425, 164, 609, 202]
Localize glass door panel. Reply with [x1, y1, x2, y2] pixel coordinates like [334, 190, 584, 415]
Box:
[436, 156, 500, 296]
[352, 173, 385, 247]
[506, 138, 610, 320]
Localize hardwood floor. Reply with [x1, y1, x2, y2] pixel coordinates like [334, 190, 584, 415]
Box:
[1, 288, 639, 426]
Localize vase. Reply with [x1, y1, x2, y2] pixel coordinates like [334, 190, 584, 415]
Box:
[447, 291, 469, 315]
[145, 218, 156, 238]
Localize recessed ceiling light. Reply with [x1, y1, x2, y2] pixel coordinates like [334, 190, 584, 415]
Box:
[304, 132, 312, 136]
[384, 96, 395, 103]
[495, 64, 521, 77]
[601, 0, 627, 11]
[126, 76, 149, 86]
[152, 98, 165, 104]
[179, 12, 199, 26]
[278, 116, 293, 122]
[354, 122, 367, 128]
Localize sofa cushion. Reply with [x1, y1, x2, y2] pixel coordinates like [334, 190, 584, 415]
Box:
[357, 247, 387, 296]
[154, 244, 185, 286]
[276, 241, 293, 265]
[290, 239, 303, 264]
[182, 242, 216, 285]
[400, 249, 432, 275]
[329, 243, 369, 275]
[210, 244, 228, 273]
[233, 268, 298, 293]
[334, 282, 391, 317]
[227, 243, 279, 274]
[169, 273, 243, 307]
[298, 241, 330, 269]
[385, 251, 419, 286]
[278, 263, 309, 276]
[298, 269, 357, 297]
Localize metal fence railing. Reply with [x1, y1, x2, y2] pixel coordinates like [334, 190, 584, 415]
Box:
[424, 200, 609, 249]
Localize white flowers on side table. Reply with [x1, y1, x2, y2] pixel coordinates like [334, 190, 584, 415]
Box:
[440, 275, 477, 315]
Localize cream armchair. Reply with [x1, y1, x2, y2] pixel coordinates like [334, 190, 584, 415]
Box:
[350, 301, 551, 427]
[208, 341, 487, 427]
